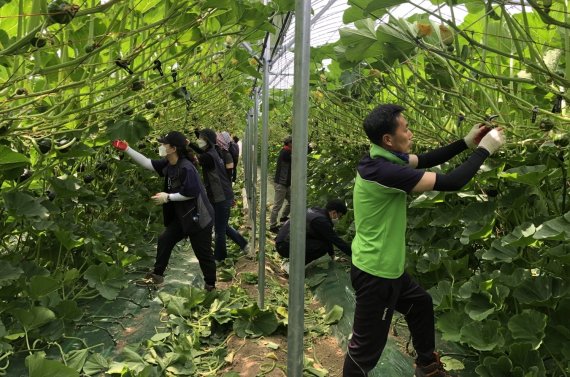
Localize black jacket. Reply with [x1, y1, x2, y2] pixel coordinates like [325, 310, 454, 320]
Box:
[273, 146, 292, 186]
[275, 207, 352, 257]
[156, 158, 214, 234]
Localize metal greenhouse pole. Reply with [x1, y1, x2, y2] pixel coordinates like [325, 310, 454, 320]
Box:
[288, 0, 310, 374]
[258, 32, 271, 309]
[250, 89, 260, 256]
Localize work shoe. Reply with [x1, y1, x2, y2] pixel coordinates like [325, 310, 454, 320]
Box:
[135, 272, 164, 286]
[414, 353, 454, 377]
[204, 283, 215, 292]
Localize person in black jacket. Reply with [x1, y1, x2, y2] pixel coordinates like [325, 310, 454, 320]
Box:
[269, 135, 292, 233]
[229, 135, 240, 182]
[191, 128, 249, 262]
[275, 199, 352, 270]
[112, 131, 216, 290]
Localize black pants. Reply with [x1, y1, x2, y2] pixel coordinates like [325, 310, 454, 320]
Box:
[343, 265, 435, 376]
[154, 221, 216, 286]
[275, 240, 332, 265]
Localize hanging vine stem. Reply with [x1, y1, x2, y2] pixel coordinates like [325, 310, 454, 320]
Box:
[0, 0, 123, 57]
[410, 2, 569, 88]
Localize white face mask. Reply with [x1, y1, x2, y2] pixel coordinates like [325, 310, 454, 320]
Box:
[197, 139, 208, 149]
[158, 145, 168, 157]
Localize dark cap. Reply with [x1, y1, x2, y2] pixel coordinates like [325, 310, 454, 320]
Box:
[158, 131, 187, 147]
[283, 135, 292, 144]
[198, 128, 217, 146]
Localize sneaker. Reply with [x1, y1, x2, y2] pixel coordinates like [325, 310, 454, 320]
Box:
[204, 283, 215, 292]
[269, 226, 280, 234]
[415, 353, 454, 377]
[135, 272, 164, 286]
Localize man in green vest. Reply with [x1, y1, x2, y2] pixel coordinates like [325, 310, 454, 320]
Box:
[343, 104, 505, 377]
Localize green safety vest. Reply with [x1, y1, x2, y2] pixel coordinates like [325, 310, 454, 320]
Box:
[352, 144, 409, 279]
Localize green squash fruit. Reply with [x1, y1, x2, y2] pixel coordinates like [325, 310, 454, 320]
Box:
[84, 44, 97, 53]
[18, 169, 32, 183]
[46, 190, 56, 201]
[30, 37, 47, 48]
[131, 79, 145, 91]
[552, 132, 569, 147]
[172, 87, 185, 99]
[37, 138, 52, 154]
[122, 105, 134, 116]
[539, 117, 555, 131]
[47, 0, 79, 24]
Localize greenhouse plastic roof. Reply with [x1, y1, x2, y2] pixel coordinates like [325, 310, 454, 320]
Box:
[269, 0, 349, 89]
[268, 0, 471, 89]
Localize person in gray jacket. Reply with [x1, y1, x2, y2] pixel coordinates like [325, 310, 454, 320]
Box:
[191, 128, 249, 262]
[269, 135, 292, 233]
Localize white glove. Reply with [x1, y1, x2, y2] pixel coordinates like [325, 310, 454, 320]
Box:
[464, 124, 488, 148]
[478, 128, 505, 155]
[151, 192, 169, 205]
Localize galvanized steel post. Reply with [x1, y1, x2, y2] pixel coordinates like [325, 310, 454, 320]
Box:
[288, 0, 311, 375]
[258, 30, 271, 309]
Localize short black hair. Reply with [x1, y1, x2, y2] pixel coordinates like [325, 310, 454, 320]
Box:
[363, 104, 405, 145]
[326, 199, 347, 215]
[233, 136, 239, 143]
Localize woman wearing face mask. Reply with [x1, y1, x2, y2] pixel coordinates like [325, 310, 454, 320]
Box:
[111, 131, 216, 290]
[189, 128, 249, 262]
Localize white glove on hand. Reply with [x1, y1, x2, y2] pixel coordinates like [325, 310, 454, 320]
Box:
[151, 192, 169, 205]
[478, 128, 505, 155]
[464, 124, 487, 148]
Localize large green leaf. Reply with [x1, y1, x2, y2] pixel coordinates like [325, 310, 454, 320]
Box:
[66, 349, 89, 373]
[427, 280, 454, 310]
[82, 353, 109, 375]
[509, 343, 546, 374]
[28, 276, 59, 299]
[498, 165, 548, 186]
[543, 243, 570, 263]
[513, 276, 553, 304]
[464, 293, 495, 321]
[11, 306, 56, 331]
[459, 320, 504, 351]
[533, 212, 570, 240]
[0, 145, 29, 171]
[508, 310, 547, 350]
[323, 305, 343, 325]
[436, 311, 464, 342]
[54, 300, 83, 321]
[26, 352, 79, 377]
[2, 191, 49, 219]
[0, 261, 23, 288]
[83, 264, 128, 300]
[500, 222, 537, 247]
[232, 303, 278, 338]
[475, 356, 513, 377]
[482, 240, 519, 263]
[104, 114, 151, 144]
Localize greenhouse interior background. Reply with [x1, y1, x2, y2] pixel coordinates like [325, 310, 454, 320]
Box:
[0, 0, 569, 376]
